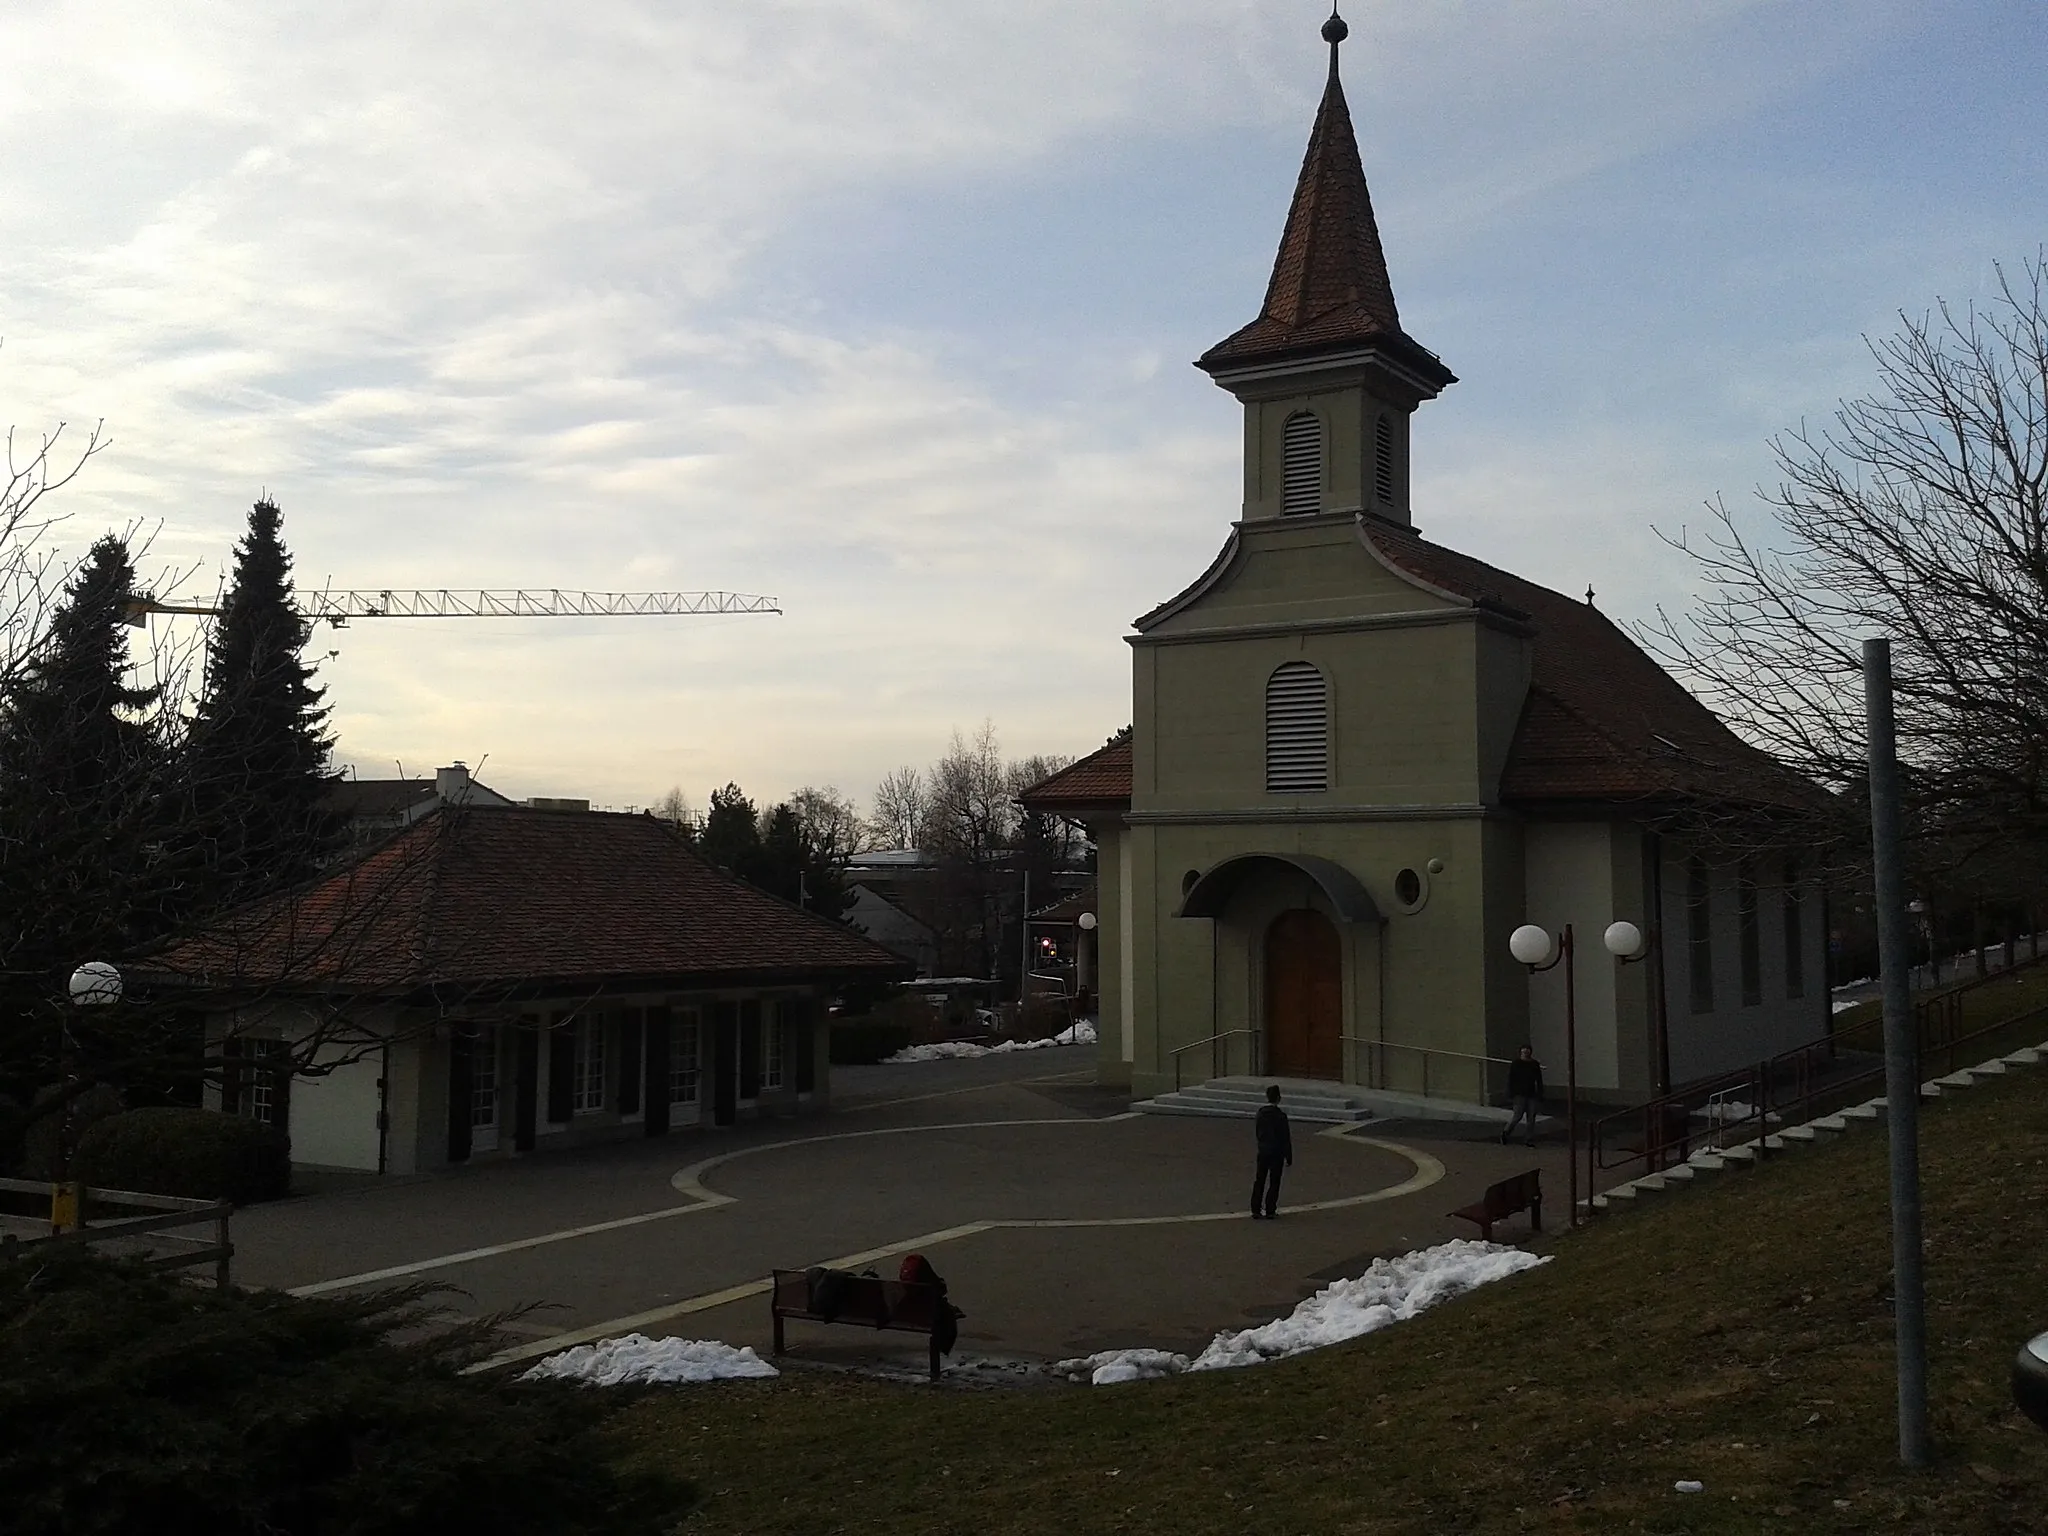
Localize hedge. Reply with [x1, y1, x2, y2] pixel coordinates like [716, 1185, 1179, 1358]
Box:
[15, 1082, 126, 1180]
[74, 1107, 291, 1205]
[0, 1246, 693, 1536]
[828, 1019, 914, 1065]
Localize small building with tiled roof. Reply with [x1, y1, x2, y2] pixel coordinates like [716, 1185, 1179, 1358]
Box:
[152, 804, 910, 1173]
[1020, 13, 1829, 1112]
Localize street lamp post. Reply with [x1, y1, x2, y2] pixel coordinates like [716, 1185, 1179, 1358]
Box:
[53, 961, 123, 1233]
[1510, 923, 1578, 1225]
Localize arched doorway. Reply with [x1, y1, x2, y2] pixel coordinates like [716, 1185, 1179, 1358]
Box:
[1265, 908, 1342, 1079]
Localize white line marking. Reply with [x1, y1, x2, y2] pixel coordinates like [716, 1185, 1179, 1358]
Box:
[465, 1134, 1444, 1374]
[286, 1194, 730, 1297]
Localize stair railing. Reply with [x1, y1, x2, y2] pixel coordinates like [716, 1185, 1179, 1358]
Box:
[1168, 1029, 1263, 1091]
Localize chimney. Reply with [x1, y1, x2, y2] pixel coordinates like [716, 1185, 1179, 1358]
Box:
[435, 762, 472, 804]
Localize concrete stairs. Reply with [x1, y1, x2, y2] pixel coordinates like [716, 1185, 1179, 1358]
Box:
[1137, 1077, 1375, 1125]
[1589, 1043, 2047, 1214]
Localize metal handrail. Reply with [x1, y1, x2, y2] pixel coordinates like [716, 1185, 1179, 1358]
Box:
[1342, 1036, 1513, 1102]
[1169, 1029, 1263, 1091]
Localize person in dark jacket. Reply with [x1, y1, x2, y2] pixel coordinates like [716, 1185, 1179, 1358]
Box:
[1502, 1046, 1543, 1146]
[1251, 1085, 1293, 1219]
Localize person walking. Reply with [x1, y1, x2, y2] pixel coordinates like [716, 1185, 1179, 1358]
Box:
[1251, 1085, 1292, 1219]
[1502, 1045, 1543, 1146]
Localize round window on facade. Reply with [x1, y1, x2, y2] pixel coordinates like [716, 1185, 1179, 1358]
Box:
[1393, 866, 1427, 912]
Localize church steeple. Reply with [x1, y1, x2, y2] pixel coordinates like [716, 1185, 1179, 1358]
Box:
[1198, 9, 1452, 527]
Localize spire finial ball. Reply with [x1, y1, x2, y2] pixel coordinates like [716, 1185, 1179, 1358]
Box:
[1322, 11, 1349, 46]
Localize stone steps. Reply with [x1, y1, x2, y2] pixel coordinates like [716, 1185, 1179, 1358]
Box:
[1137, 1077, 1374, 1125]
[1589, 1044, 2048, 1214]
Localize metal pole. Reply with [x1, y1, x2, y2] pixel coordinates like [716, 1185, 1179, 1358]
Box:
[1866, 637, 1931, 1467]
[1563, 925, 1578, 1228]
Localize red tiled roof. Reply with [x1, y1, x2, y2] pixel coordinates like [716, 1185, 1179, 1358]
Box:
[150, 806, 910, 996]
[1369, 522, 1826, 811]
[1016, 737, 1133, 814]
[1197, 65, 1451, 387]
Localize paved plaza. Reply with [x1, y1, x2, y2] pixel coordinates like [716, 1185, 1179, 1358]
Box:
[230, 1048, 1569, 1376]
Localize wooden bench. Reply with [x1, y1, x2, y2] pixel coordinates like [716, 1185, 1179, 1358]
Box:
[1450, 1169, 1542, 1241]
[770, 1268, 951, 1380]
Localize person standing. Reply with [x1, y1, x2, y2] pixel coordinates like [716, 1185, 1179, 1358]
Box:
[1502, 1046, 1543, 1146]
[1251, 1085, 1292, 1219]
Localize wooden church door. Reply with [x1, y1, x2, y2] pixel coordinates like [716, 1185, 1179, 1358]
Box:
[1265, 909, 1343, 1079]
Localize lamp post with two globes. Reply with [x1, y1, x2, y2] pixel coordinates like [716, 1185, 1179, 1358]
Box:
[50, 960, 123, 1233]
[1508, 920, 1651, 1227]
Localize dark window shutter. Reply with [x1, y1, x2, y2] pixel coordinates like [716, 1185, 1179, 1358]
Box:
[220, 1036, 244, 1118]
[739, 999, 762, 1100]
[447, 1031, 474, 1163]
[791, 998, 816, 1094]
[547, 1020, 576, 1123]
[617, 1008, 643, 1115]
[643, 1007, 670, 1136]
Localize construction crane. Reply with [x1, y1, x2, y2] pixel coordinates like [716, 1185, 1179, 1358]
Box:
[126, 589, 781, 628]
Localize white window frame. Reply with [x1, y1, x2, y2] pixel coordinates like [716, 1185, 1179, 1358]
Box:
[762, 1003, 786, 1093]
[571, 1016, 606, 1114]
[669, 1008, 702, 1106]
[241, 1038, 286, 1125]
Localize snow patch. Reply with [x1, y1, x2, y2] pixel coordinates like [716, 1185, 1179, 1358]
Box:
[1692, 1098, 1781, 1126]
[1054, 1239, 1548, 1385]
[521, 1334, 778, 1387]
[884, 1019, 1097, 1063]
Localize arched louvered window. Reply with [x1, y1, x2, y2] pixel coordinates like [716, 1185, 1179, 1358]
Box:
[1373, 413, 1396, 505]
[1265, 661, 1329, 792]
[1281, 411, 1322, 516]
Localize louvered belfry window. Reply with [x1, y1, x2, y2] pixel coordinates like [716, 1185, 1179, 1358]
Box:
[1373, 413, 1396, 505]
[1281, 411, 1322, 516]
[1266, 661, 1329, 792]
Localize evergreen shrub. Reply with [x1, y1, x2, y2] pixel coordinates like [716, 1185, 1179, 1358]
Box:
[16, 1082, 126, 1180]
[0, 1247, 693, 1536]
[74, 1106, 291, 1205]
[828, 1019, 913, 1064]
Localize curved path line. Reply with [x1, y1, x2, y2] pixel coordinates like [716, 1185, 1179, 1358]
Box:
[469, 1126, 1443, 1373]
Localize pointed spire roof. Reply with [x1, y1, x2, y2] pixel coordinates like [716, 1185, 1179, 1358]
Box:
[1198, 12, 1452, 389]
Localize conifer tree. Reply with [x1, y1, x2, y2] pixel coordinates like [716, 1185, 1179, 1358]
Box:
[187, 498, 337, 899]
[0, 535, 168, 1036]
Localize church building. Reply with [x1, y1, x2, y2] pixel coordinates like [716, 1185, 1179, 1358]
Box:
[1021, 13, 1830, 1111]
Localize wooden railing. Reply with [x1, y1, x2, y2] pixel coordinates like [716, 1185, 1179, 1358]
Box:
[0, 1178, 233, 1289]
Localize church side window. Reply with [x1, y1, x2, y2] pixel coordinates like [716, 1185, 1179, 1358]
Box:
[1281, 411, 1322, 516]
[1373, 413, 1395, 505]
[1265, 661, 1328, 792]
[1687, 857, 1714, 1013]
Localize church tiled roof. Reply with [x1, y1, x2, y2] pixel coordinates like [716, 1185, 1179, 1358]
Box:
[1015, 527, 1823, 817]
[1196, 37, 1452, 388]
[149, 805, 910, 996]
[1017, 737, 1133, 813]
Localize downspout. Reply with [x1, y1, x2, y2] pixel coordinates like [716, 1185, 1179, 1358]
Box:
[1648, 832, 1671, 1097]
[1376, 919, 1387, 1093]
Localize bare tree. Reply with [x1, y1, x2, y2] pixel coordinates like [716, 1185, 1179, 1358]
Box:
[788, 785, 869, 864]
[868, 764, 927, 851]
[1648, 255, 2048, 900]
[650, 785, 695, 835]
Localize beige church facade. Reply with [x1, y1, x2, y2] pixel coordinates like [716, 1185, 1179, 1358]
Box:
[1023, 17, 1830, 1111]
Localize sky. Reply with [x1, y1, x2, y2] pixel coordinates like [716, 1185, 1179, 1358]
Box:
[4, 1, 2044, 814]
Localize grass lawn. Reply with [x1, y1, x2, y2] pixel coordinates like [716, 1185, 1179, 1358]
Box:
[607, 1049, 2048, 1534]
[1832, 959, 2048, 1066]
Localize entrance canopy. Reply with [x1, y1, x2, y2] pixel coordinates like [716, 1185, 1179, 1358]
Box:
[1176, 853, 1383, 924]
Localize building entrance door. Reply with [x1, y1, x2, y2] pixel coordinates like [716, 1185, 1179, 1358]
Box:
[1265, 908, 1342, 1079]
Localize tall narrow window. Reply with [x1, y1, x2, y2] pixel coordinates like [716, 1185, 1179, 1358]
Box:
[1373, 413, 1396, 505]
[762, 1003, 786, 1092]
[1738, 863, 1762, 1007]
[669, 1008, 702, 1106]
[1265, 661, 1328, 792]
[1783, 860, 1806, 1000]
[1687, 857, 1714, 1014]
[1281, 411, 1322, 516]
[571, 1016, 606, 1113]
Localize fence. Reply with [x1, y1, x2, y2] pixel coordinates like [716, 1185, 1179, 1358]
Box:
[1584, 952, 2048, 1213]
[0, 1177, 233, 1289]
